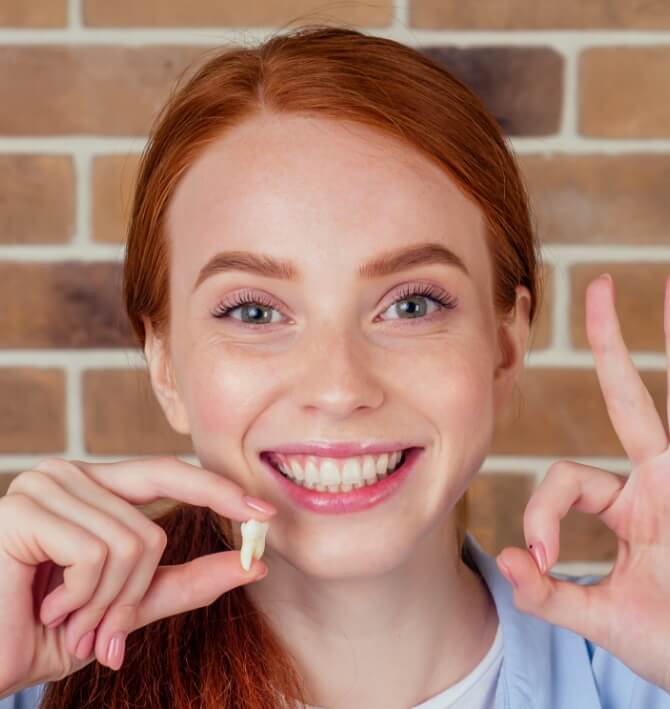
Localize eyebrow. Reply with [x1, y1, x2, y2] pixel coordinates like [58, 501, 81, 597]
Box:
[192, 241, 469, 293]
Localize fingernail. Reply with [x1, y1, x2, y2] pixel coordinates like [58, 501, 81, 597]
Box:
[74, 630, 96, 661]
[106, 632, 126, 671]
[528, 541, 547, 575]
[243, 496, 277, 516]
[498, 560, 518, 588]
[599, 273, 612, 284]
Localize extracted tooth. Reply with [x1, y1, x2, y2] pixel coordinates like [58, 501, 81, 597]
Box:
[240, 519, 270, 572]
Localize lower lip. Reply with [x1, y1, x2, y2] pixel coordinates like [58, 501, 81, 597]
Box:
[260, 447, 423, 514]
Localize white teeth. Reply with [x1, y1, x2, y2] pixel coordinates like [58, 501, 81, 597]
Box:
[272, 449, 408, 491]
[240, 518, 269, 572]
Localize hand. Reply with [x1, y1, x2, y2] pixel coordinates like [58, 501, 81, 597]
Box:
[496, 272, 670, 692]
[0, 456, 276, 697]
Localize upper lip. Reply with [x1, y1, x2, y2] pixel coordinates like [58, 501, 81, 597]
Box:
[261, 441, 420, 458]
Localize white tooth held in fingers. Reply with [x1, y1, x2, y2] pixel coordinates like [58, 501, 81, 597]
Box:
[240, 519, 270, 572]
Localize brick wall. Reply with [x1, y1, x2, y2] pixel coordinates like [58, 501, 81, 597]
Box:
[1, 1, 669, 576]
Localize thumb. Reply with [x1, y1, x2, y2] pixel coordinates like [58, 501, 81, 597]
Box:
[496, 546, 606, 645]
[134, 550, 268, 631]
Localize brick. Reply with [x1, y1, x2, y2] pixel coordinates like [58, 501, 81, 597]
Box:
[570, 264, 669, 352]
[83, 0, 392, 27]
[492, 367, 668, 456]
[520, 153, 670, 246]
[529, 263, 553, 350]
[92, 154, 140, 243]
[469, 471, 616, 561]
[0, 46, 212, 136]
[83, 369, 194, 455]
[0, 1, 67, 27]
[0, 369, 65, 453]
[0, 155, 75, 244]
[0, 262, 135, 348]
[410, 0, 670, 29]
[467, 473, 533, 553]
[580, 47, 670, 138]
[421, 46, 562, 136]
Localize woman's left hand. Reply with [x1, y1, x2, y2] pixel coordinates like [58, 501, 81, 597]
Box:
[496, 272, 670, 693]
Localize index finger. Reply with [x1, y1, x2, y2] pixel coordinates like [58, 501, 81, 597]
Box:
[70, 456, 277, 522]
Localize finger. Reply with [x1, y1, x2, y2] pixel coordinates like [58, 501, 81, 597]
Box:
[5, 470, 145, 660]
[586, 274, 667, 466]
[496, 546, 610, 648]
[133, 550, 268, 631]
[65, 456, 277, 523]
[521, 460, 627, 573]
[0, 493, 106, 622]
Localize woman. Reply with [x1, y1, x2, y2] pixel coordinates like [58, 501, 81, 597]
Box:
[1, 24, 669, 709]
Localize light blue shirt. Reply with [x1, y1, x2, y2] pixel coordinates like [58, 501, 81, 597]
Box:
[2, 531, 669, 708]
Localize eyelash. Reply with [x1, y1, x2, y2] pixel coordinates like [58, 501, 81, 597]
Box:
[211, 282, 458, 328]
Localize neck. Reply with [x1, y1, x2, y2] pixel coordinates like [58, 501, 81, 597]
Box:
[244, 522, 499, 709]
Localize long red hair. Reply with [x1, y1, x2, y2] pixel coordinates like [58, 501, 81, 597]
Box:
[41, 23, 543, 708]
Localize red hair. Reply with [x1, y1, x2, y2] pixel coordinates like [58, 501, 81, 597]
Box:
[41, 23, 543, 708]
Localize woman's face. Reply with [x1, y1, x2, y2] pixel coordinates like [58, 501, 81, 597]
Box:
[150, 112, 529, 579]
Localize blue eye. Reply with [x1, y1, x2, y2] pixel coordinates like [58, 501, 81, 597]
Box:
[211, 283, 458, 327]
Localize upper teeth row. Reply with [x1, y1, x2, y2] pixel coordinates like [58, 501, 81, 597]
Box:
[269, 450, 406, 489]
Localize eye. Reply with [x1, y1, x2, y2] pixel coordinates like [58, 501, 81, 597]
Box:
[211, 289, 283, 326]
[379, 282, 458, 323]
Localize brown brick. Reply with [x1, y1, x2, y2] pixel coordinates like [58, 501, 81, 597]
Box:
[0, 45, 213, 136]
[570, 264, 669, 352]
[0, 262, 135, 348]
[421, 46, 562, 136]
[84, 0, 392, 27]
[492, 368, 668, 456]
[0, 369, 65, 453]
[410, 0, 670, 29]
[92, 154, 140, 243]
[83, 369, 194, 455]
[468, 471, 616, 561]
[0, 1, 67, 27]
[580, 47, 670, 138]
[520, 153, 670, 246]
[0, 155, 75, 244]
[529, 263, 553, 351]
[467, 473, 533, 554]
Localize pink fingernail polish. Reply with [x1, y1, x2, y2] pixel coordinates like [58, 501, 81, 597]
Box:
[243, 496, 277, 515]
[529, 541, 547, 575]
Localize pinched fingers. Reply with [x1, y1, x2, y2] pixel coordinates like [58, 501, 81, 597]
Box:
[523, 460, 627, 574]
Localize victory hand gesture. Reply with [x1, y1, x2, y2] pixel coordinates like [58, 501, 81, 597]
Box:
[496, 273, 670, 693]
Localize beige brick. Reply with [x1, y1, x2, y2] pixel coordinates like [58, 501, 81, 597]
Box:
[0, 369, 65, 453]
[83, 0, 392, 27]
[0, 1, 67, 27]
[0, 45, 213, 136]
[92, 154, 140, 243]
[83, 369, 194, 455]
[580, 47, 670, 138]
[0, 155, 75, 244]
[570, 264, 670, 352]
[469, 471, 616, 561]
[0, 262, 135, 348]
[529, 263, 553, 351]
[520, 153, 670, 246]
[410, 0, 670, 29]
[422, 46, 563, 136]
[492, 368, 668, 456]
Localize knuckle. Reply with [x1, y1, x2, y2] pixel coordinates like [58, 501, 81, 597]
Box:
[146, 524, 168, 553]
[116, 532, 144, 562]
[33, 457, 70, 474]
[6, 469, 56, 494]
[82, 539, 108, 566]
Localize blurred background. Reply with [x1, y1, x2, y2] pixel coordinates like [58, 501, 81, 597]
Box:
[1, 1, 669, 576]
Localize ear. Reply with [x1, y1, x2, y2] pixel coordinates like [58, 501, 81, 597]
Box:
[492, 285, 532, 418]
[143, 317, 191, 435]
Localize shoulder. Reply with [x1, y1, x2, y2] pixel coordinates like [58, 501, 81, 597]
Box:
[0, 682, 46, 709]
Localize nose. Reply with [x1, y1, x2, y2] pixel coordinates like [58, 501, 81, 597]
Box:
[292, 326, 384, 418]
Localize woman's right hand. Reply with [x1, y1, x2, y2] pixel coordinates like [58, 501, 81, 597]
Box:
[0, 456, 276, 698]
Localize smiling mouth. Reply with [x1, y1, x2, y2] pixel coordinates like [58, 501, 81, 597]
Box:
[262, 447, 413, 491]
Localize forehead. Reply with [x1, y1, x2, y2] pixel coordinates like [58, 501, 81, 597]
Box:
[165, 113, 490, 290]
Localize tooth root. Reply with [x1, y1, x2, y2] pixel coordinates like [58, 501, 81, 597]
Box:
[240, 519, 270, 571]
[240, 539, 253, 571]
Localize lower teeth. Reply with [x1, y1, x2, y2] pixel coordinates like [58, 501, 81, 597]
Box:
[276, 450, 407, 491]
